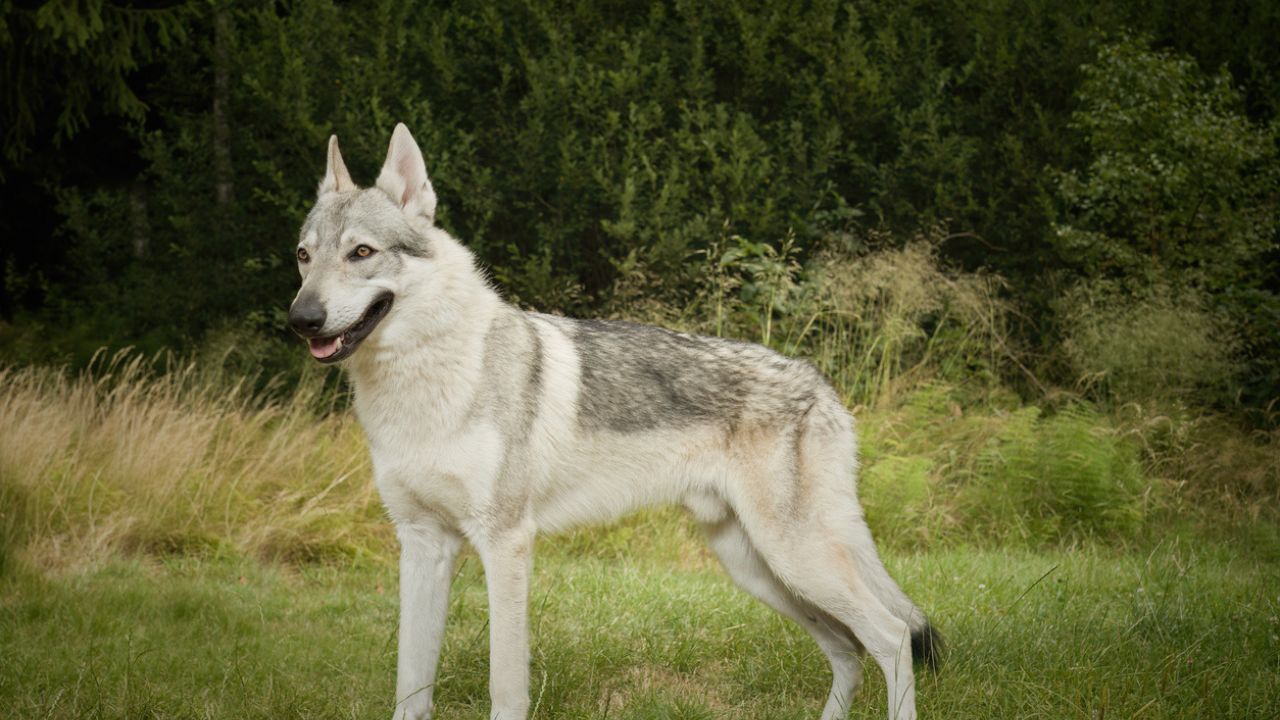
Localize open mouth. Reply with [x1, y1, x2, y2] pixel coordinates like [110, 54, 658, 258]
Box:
[307, 293, 394, 364]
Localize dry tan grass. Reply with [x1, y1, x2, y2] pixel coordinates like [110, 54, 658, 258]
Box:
[800, 239, 1012, 408]
[1115, 401, 1280, 514]
[0, 352, 392, 568]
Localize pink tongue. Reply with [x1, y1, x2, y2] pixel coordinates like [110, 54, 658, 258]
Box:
[309, 336, 340, 358]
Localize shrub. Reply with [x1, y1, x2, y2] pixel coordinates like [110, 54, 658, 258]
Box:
[1051, 35, 1279, 407]
[966, 404, 1147, 543]
[1053, 35, 1277, 291]
[1116, 403, 1280, 516]
[859, 384, 1149, 548]
[1057, 281, 1240, 407]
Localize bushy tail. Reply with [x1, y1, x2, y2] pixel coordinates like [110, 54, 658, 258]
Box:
[911, 621, 944, 671]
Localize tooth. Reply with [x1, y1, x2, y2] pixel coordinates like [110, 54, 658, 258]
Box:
[334, 335, 344, 350]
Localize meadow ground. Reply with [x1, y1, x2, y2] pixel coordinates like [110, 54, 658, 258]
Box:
[2, 344, 1278, 719]
[2, 509, 1278, 719]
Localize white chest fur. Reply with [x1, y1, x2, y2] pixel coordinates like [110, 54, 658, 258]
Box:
[349, 331, 504, 527]
[364, 411, 506, 528]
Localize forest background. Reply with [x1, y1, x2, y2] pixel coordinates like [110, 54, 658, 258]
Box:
[3, 0, 1278, 411]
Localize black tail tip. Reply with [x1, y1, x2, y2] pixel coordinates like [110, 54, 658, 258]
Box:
[911, 622, 944, 671]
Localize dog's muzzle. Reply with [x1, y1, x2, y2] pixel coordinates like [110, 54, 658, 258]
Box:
[288, 292, 394, 364]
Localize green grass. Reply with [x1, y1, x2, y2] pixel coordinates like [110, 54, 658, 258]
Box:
[2, 338, 1278, 719]
[3, 514, 1278, 719]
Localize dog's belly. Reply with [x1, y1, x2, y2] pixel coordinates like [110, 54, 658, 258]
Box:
[528, 425, 734, 532]
[368, 415, 748, 535]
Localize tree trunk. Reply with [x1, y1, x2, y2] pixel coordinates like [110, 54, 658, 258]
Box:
[130, 183, 150, 258]
[212, 2, 233, 208]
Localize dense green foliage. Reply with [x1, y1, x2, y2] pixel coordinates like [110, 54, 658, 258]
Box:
[2, 0, 1277, 409]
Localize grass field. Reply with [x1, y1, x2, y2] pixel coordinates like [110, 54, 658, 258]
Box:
[3, 509, 1279, 719]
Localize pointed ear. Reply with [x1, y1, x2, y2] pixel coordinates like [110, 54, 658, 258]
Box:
[318, 135, 356, 196]
[376, 123, 437, 223]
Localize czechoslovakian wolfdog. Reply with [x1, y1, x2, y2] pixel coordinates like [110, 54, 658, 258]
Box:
[288, 124, 939, 720]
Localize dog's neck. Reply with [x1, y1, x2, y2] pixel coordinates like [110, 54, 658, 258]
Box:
[345, 228, 505, 432]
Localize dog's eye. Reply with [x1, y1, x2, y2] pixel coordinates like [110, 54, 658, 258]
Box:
[296, 247, 310, 263]
[351, 244, 375, 260]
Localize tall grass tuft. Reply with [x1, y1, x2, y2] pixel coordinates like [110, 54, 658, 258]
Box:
[678, 229, 1016, 409]
[1116, 402, 1280, 522]
[1058, 281, 1241, 407]
[802, 239, 1012, 408]
[0, 351, 391, 568]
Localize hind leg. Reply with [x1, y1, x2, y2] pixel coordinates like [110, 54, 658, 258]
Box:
[702, 517, 865, 720]
[736, 405, 921, 719]
[742, 516, 918, 720]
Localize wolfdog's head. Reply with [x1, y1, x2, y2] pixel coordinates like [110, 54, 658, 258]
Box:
[289, 124, 443, 363]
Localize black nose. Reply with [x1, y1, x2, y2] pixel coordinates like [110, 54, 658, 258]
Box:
[288, 297, 327, 336]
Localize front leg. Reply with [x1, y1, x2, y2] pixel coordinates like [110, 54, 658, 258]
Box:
[476, 521, 536, 720]
[395, 517, 463, 720]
